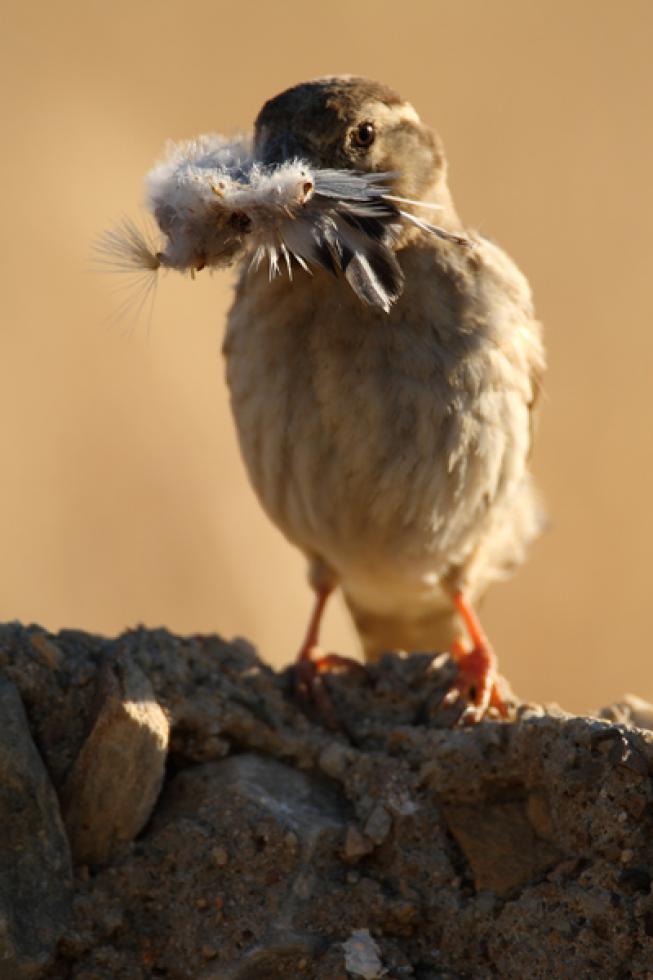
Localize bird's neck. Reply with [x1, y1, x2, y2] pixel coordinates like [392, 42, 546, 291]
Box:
[394, 176, 464, 250]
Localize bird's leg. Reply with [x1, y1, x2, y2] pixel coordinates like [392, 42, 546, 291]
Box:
[294, 584, 365, 729]
[444, 592, 509, 723]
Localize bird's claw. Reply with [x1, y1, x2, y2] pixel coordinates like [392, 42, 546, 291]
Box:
[443, 640, 509, 724]
[294, 646, 365, 731]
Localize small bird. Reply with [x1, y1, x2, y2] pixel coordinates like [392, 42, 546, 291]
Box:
[222, 75, 545, 722]
[100, 76, 544, 722]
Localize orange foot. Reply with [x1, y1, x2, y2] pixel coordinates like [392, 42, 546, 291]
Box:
[293, 585, 365, 730]
[295, 646, 365, 730]
[443, 592, 509, 724]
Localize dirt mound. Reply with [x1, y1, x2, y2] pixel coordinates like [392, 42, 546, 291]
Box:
[2, 623, 653, 978]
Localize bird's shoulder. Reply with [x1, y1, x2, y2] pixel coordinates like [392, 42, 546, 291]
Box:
[399, 229, 535, 324]
[390, 233, 545, 438]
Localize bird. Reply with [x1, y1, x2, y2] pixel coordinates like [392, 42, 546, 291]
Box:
[222, 75, 545, 723]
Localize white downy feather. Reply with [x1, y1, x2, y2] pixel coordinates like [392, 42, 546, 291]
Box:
[97, 132, 470, 315]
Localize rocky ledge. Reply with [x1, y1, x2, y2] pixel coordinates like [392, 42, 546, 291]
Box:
[1, 623, 653, 979]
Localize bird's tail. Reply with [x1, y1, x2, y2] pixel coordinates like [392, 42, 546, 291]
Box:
[344, 594, 462, 663]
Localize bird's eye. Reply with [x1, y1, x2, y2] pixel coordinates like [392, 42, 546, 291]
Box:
[350, 122, 375, 149]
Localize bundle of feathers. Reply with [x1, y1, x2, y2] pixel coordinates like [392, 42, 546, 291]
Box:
[98, 132, 469, 315]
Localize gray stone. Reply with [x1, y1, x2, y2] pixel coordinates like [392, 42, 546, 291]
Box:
[0, 678, 72, 979]
[363, 804, 392, 846]
[199, 753, 346, 841]
[318, 741, 354, 778]
[342, 928, 386, 979]
[343, 824, 374, 861]
[441, 799, 563, 896]
[61, 656, 169, 865]
[212, 931, 319, 980]
[5, 625, 653, 977]
[118, 754, 349, 977]
[600, 693, 653, 731]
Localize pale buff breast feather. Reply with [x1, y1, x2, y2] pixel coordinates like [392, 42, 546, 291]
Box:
[224, 221, 544, 673]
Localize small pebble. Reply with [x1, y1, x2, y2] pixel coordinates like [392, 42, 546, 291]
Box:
[364, 804, 392, 845]
[292, 874, 314, 900]
[29, 633, 63, 669]
[318, 742, 352, 778]
[344, 824, 374, 861]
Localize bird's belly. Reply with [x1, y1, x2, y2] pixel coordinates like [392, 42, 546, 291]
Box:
[224, 274, 531, 600]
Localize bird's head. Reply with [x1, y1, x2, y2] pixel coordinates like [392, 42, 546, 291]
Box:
[254, 75, 452, 206]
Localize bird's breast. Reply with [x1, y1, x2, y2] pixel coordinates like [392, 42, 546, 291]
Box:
[223, 242, 541, 592]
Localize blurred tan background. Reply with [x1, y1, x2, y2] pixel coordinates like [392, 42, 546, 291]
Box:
[1, 0, 652, 713]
